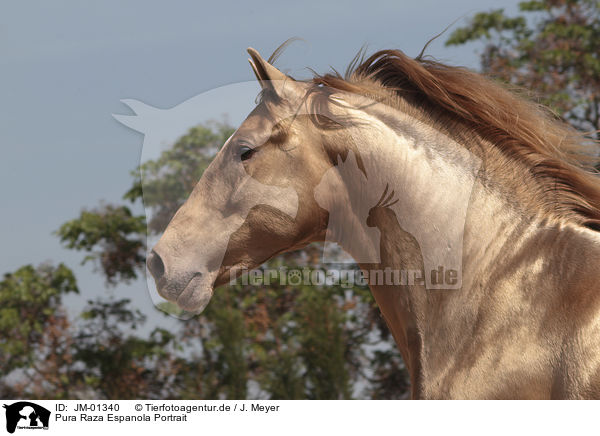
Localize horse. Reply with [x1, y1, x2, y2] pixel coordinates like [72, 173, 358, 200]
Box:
[146, 45, 600, 399]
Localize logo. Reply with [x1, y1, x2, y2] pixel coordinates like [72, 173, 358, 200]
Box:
[3, 402, 50, 434]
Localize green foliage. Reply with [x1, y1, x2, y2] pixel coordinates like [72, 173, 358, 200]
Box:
[0, 263, 78, 373]
[56, 205, 146, 285]
[203, 289, 249, 399]
[445, 10, 528, 45]
[447, 0, 600, 140]
[73, 298, 179, 399]
[295, 285, 352, 399]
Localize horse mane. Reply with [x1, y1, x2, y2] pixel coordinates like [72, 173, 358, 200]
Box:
[309, 49, 600, 230]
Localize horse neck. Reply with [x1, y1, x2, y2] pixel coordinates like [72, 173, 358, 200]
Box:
[326, 102, 583, 397]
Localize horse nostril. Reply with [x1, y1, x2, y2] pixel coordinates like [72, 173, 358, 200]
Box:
[147, 250, 165, 281]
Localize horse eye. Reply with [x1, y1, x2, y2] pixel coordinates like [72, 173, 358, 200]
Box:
[240, 145, 255, 161]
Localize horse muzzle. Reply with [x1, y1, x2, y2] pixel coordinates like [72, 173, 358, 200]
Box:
[146, 249, 217, 313]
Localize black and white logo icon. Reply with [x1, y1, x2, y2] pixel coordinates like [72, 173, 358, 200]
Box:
[3, 402, 50, 434]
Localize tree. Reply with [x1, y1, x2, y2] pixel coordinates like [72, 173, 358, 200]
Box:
[57, 205, 146, 285]
[446, 0, 600, 143]
[0, 263, 79, 398]
[73, 298, 180, 399]
[0, 264, 184, 399]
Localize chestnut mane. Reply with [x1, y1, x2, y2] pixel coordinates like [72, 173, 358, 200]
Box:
[309, 49, 600, 230]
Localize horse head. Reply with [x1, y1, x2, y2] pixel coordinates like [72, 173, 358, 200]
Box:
[145, 49, 342, 313]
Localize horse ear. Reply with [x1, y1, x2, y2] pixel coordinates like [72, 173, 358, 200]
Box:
[247, 47, 288, 83]
[248, 59, 262, 83]
[247, 47, 295, 99]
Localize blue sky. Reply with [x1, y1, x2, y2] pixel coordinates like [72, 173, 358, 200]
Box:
[1, 0, 521, 323]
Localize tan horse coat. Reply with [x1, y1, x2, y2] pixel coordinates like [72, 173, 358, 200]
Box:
[147, 47, 600, 399]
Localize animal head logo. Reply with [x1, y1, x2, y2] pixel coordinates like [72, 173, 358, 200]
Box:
[315, 137, 480, 289]
[3, 402, 50, 434]
[314, 150, 384, 264]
